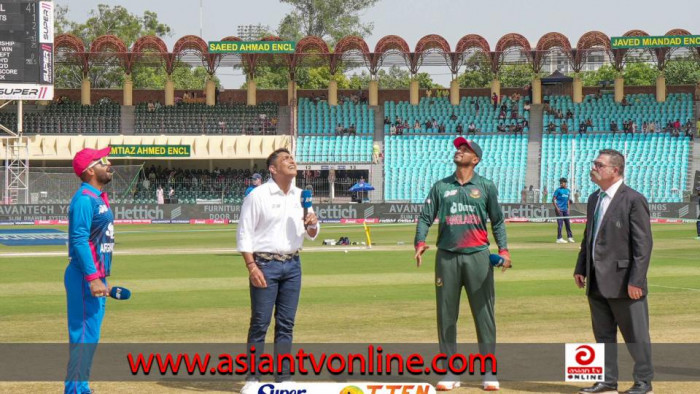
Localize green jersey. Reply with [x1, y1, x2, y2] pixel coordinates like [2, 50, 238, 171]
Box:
[414, 172, 508, 254]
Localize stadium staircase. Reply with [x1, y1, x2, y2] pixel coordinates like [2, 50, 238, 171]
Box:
[370, 142, 384, 202]
[525, 104, 544, 192]
[121, 105, 135, 135]
[278, 106, 291, 135]
[689, 138, 700, 193]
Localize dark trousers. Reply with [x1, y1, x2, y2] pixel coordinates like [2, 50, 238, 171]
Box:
[435, 249, 497, 379]
[247, 255, 302, 382]
[587, 282, 653, 384]
[696, 217, 700, 236]
[557, 209, 573, 239]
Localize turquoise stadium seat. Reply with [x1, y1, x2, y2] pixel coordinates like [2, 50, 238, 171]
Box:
[295, 136, 373, 163]
[384, 134, 528, 202]
[297, 98, 375, 135]
[542, 93, 693, 133]
[540, 133, 690, 203]
[384, 96, 530, 134]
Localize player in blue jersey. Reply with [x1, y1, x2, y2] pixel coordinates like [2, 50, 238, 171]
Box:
[65, 147, 115, 394]
[552, 177, 575, 244]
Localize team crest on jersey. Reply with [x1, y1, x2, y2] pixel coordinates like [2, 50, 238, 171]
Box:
[444, 190, 458, 198]
[435, 277, 443, 287]
[98, 205, 109, 214]
[469, 188, 481, 199]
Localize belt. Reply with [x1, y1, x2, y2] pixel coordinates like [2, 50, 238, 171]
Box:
[253, 251, 300, 262]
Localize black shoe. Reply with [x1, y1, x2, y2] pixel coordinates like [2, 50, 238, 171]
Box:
[622, 381, 653, 394]
[578, 382, 618, 394]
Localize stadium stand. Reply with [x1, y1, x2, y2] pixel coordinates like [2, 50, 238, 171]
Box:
[541, 133, 691, 203]
[384, 134, 528, 203]
[543, 93, 694, 134]
[297, 98, 375, 135]
[135, 103, 279, 135]
[119, 167, 271, 205]
[295, 135, 373, 163]
[383, 96, 529, 134]
[0, 103, 121, 134]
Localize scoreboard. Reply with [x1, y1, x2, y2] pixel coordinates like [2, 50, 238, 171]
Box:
[0, 0, 53, 100]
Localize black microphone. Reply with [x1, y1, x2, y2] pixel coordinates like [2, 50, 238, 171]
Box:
[301, 187, 312, 228]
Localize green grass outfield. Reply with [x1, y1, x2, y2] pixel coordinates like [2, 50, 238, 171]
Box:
[1, 222, 699, 393]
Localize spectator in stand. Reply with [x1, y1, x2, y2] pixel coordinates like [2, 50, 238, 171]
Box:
[492, 92, 498, 111]
[497, 123, 506, 133]
[547, 122, 556, 133]
[611, 120, 619, 133]
[642, 121, 648, 134]
[384, 116, 390, 125]
[414, 120, 421, 130]
[432, 118, 438, 130]
[402, 120, 410, 131]
[474, 101, 480, 115]
[631, 121, 637, 133]
[542, 186, 548, 204]
[468, 122, 477, 134]
[450, 113, 458, 121]
[348, 124, 356, 136]
[424, 120, 432, 131]
[156, 185, 164, 205]
[561, 122, 569, 134]
[585, 118, 593, 131]
[579, 122, 587, 135]
[649, 121, 656, 133]
[335, 123, 343, 136]
[438, 123, 446, 133]
[456, 123, 463, 134]
[621, 97, 629, 106]
[521, 186, 527, 203]
[523, 101, 531, 111]
[395, 116, 402, 126]
[566, 109, 573, 120]
[499, 109, 507, 120]
[390, 124, 397, 135]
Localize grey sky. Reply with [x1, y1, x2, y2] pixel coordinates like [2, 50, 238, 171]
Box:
[56, 0, 698, 87]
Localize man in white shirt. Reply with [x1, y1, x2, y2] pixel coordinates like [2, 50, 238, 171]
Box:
[237, 148, 319, 389]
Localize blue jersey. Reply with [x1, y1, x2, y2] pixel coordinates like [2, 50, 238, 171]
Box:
[553, 187, 571, 211]
[244, 185, 257, 197]
[68, 183, 114, 282]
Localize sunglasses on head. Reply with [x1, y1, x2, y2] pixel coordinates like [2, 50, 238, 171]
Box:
[83, 157, 109, 173]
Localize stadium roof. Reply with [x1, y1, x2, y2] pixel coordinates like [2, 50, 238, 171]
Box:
[54, 30, 699, 76]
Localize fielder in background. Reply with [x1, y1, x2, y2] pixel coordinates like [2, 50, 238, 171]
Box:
[65, 147, 115, 394]
[237, 148, 319, 393]
[553, 177, 576, 244]
[414, 136, 512, 392]
[574, 149, 654, 394]
[245, 173, 263, 197]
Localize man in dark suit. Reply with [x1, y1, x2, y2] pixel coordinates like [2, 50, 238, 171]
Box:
[574, 149, 653, 394]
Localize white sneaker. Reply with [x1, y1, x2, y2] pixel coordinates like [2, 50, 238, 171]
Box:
[556, 238, 567, 244]
[240, 381, 258, 394]
[436, 380, 461, 391]
[568, 237, 576, 243]
[483, 380, 500, 391]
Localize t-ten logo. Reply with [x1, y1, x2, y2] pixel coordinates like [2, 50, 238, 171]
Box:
[565, 343, 605, 382]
